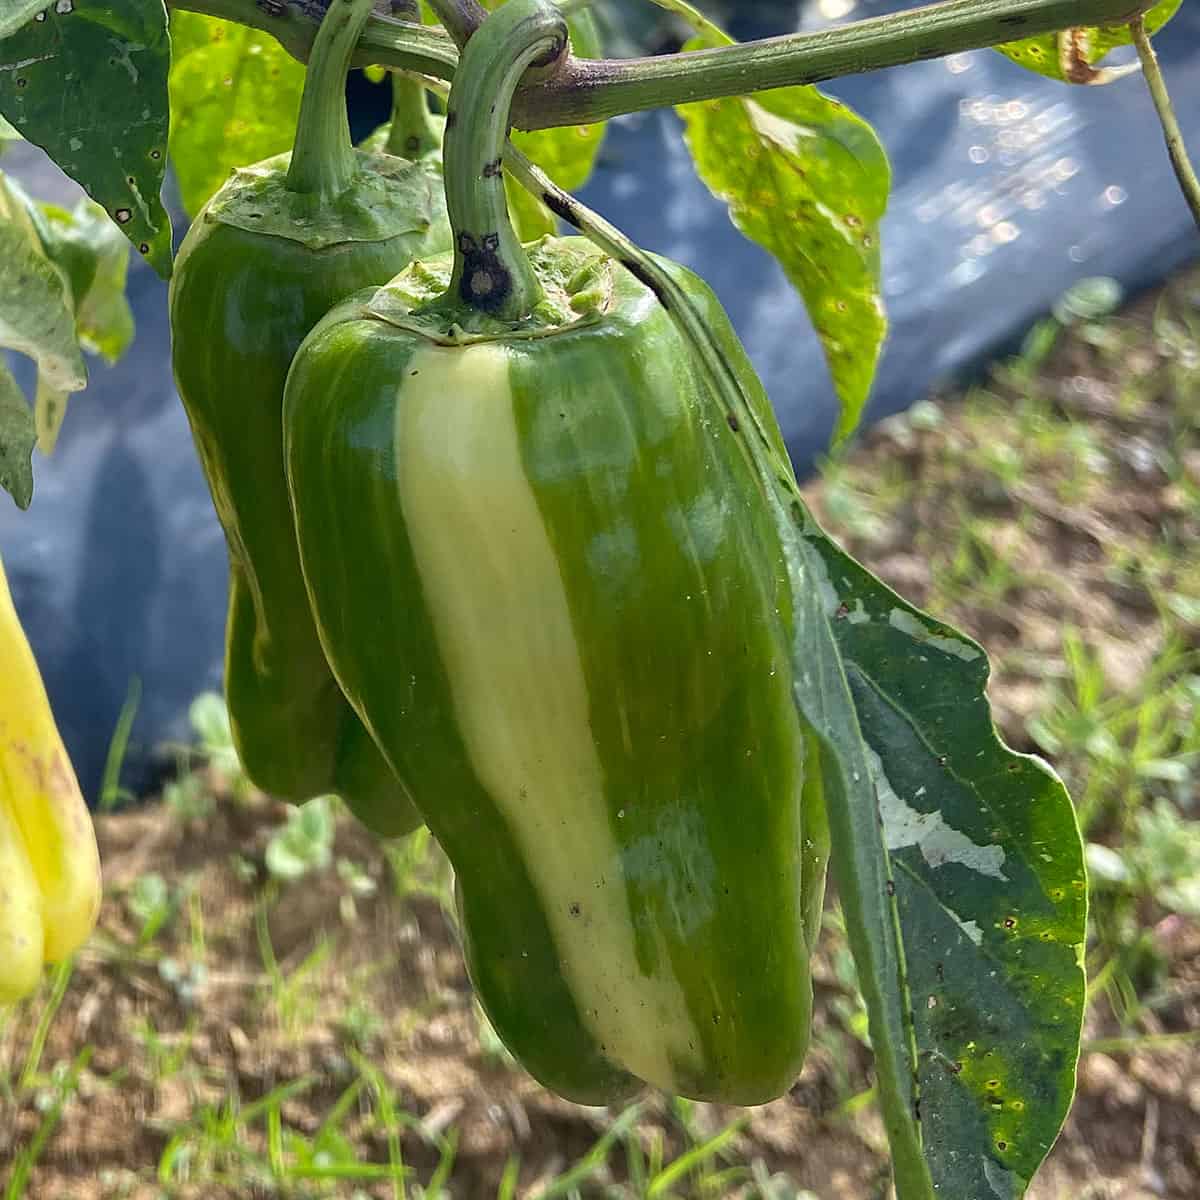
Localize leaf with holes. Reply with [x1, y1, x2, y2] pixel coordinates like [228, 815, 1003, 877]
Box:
[0, 0, 172, 277]
[784, 497, 1087, 1199]
[677, 29, 889, 446]
[995, 0, 1182, 82]
[168, 10, 305, 217]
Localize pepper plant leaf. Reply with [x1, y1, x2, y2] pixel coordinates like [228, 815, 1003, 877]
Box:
[795, 512, 1087, 1199]
[995, 0, 1182, 82]
[168, 10, 306, 218]
[0, 359, 36, 510]
[0, 0, 173, 278]
[36, 197, 135, 364]
[0, 215, 87, 398]
[676, 27, 889, 446]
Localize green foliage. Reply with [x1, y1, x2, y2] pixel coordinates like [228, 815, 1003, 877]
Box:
[996, 0, 1183, 82]
[675, 22, 889, 445]
[0, 176, 87, 508]
[0, 0, 173, 276]
[125, 871, 180, 944]
[187, 690, 246, 791]
[168, 11, 306, 218]
[264, 796, 336, 882]
[0, 169, 135, 506]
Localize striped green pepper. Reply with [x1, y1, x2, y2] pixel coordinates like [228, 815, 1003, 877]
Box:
[284, 0, 827, 1103]
[284, 234, 827, 1101]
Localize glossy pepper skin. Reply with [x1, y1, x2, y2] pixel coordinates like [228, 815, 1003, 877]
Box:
[0, 552, 101, 1003]
[168, 149, 450, 835]
[283, 237, 830, 1104]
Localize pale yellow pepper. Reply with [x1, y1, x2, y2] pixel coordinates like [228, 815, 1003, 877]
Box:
[0, 552, 101, 1003]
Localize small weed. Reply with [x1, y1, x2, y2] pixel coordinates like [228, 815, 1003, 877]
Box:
[162, 768, 215, 823]
[188, 691, 251, 797]
[265, 795, 335, 883]
[125, 872, 180, 944]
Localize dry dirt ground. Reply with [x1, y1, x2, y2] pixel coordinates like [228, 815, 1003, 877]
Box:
[1, 272, 1198, 1199]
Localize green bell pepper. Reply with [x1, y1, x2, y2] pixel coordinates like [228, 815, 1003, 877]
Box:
[282, 0, 827, 1103]
[168, 0, 449, 833]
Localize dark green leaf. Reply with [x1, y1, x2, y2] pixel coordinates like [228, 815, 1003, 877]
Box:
[168, 10, 305, 217]
[0, 0, 173, 277]
[995, 0, 1182, 82]
[801, 516, 1087, 1198]
[0, 359, 35, 509]
[677, 30, 889, 445]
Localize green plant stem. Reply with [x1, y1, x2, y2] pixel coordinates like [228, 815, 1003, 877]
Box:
[1130, 15, 1200, 231]
[385, 74, 442, 159]
[167, 0, 1156, 132]
[285, 0, 375, 197]
[443, 0, 568, 319]
[425, 0, 486, 47]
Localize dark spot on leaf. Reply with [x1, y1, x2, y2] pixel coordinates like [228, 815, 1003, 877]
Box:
[1004, 917, 1016, 929]
[996, 1140, 1008, 1151]
[15, 78, 27, 89]
[885, 880, 895, 897]
[114, 208, 132, 224]
[150, 149, 162, 160]
[835, 602, 849, 619]
[406, 135, 421, 154]
[568, 902, 581, 917]
[726, 412, 740, 433]
[138, 243, 150, 254]
[481, 157, 503, 179]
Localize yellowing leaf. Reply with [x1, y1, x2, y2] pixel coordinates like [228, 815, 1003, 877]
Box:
[678, 31, 889, 444]
[169, 11, 306, 217]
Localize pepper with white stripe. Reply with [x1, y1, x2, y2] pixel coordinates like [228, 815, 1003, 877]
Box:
[282, 0, 828, 1104]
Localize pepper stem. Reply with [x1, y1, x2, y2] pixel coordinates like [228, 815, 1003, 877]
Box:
[443, 0, 568, 320]
[285, 0, 376, 198]
[386, 74, 442, 160]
